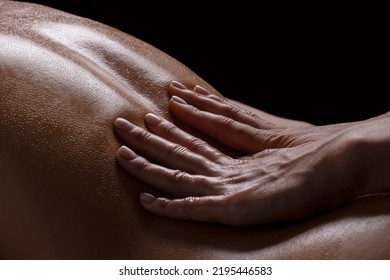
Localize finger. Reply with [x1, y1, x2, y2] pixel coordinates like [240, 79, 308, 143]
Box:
[169, 98, 280, 153]
[192, 84, 225, 102]
[170, 81, 222, 102]
[114, 118, 215, 174]
[139, 192, 235, 225]
[169, 81, 212, 96]
[192, 84, 213, 96]
[168, 81, 274, 129]
[116, 146, 218, 197]
[144, 113, 229, 164]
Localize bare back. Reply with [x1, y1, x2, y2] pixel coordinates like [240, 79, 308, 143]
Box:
[1, 0, 390, 259]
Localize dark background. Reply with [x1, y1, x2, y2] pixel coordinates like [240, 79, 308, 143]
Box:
[28, 1, 388, 125]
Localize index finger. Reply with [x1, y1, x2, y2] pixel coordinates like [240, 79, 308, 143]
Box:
[168, 82, 274, 130]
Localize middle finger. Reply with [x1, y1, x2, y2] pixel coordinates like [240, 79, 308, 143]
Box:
[114, 117, 216, 175]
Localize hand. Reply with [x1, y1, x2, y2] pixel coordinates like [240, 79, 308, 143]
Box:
[114, 81, 390, 226]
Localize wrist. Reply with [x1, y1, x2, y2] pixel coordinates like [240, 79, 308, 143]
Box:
[343, 116, 390, 198]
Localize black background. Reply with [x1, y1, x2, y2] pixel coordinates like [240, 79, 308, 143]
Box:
[27, 1, 389, 125]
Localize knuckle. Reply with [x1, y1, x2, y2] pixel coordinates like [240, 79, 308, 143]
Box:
[160, 122, 177, 137]
[194, 176, 218, 194]
[253, 130, 282, 148]
[212, 157, 227, 166]
[134, 128, 151, 142]
[219, 115, 236, 128]
[211, 183, 228, 196]
[189, 105, 202, 115]
[248, 112, 263, 122]
[169, 169, 187, 186]
[198, 175, 229, 195]
[179, 196, 199, 210]
[225, 104, 242, 118]
[214, 116, 242, 140]
[154, 197, 171, 209]
[171, 144, 188, 156]
[187, 137, 205, 151]
[209, 95, 226, 103]
[136, 158, 152, 172]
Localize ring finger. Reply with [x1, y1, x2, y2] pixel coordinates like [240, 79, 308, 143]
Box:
[114, 117, 217, 175]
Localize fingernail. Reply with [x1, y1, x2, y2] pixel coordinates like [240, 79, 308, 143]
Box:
[193, 85, 210, 95]
[144, 113, 162, 126]
[171, 96, 187, 104]
[140, 192, 156, 204]
[171, 81, 187, 89]
[115, 118, 134, 131]
[118, 146, 137, 160]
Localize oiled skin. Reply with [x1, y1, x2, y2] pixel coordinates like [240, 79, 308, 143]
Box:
[1, 0, 390, 259]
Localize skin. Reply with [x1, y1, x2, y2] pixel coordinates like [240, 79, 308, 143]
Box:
[1, 0, 390, 259]
[115, 82, 390, 226]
